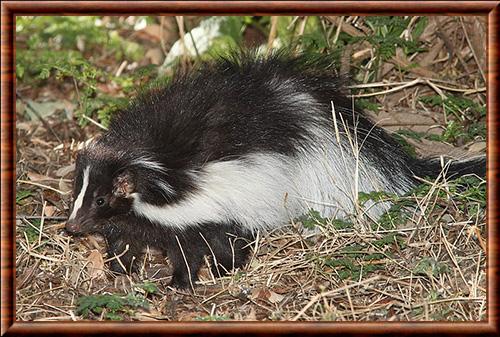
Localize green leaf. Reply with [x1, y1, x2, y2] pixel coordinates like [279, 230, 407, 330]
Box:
[135, 281, 158, 295]
[414, 258, 449, 277]
[16, 190, 32, 204]
[412, 17, 428, 40]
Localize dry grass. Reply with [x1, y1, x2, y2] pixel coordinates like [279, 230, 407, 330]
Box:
[15, 15, 486, 321]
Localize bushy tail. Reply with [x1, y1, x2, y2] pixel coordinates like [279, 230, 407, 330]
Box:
[414, 155, 486, 180]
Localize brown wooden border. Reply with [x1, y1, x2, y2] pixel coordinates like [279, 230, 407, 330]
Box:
[1, 1, 499, 336]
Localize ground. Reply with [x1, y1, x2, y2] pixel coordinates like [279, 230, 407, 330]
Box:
[15, 15, 486, 321]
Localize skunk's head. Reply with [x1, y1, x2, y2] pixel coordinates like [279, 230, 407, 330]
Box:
[65, 147, 132, 235]
[65, 140, 174, 235]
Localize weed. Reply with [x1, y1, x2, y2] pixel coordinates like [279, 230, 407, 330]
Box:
[419, 95, 486, 144]
[195, 315, 230, 321]
[392, 133, 418, 158]
[323, 255, 385, 281]
[319, 233, 402, 280]
[21, 219, 41, 245]
[298, 209, 353, 230]
[76, 293, 149, 320]
[413, 257, 449, 277]
[16, 16, 146, 127]
[356, 98, 381, 113]
[16, 190, 32, 205]
[134, 281, 159, 296]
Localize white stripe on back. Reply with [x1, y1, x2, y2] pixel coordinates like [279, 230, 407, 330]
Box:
[131, 157, 168, 173]
[69, 166, 90, 220]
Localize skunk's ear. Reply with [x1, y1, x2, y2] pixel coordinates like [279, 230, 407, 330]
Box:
[112, 170, 135, 198]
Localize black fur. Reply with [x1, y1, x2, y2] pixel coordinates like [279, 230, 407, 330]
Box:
[98, 216, 252, 289]
[66, 50, 486, 289]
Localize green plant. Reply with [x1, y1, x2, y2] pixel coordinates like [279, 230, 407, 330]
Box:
[419, 95, 486, 144]
[414, 257, 449, 277]
[195, 315, 230, 321]
[364, 16, 427, 62]
[21, 219, 41, 244]
[323, 255, 385, 280]
[298, 209, 353, 230]
[76, 293, 149, 320]
[16, 190, 32, 205]
[356, 98, 381, 113]
[134, 281, 159, 296]
[16, 16, 147, 127]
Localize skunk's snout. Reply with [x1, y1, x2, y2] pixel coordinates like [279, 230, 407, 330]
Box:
[65, 220, 81, 234]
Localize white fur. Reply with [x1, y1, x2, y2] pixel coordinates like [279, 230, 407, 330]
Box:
[131, 125, 412, 232]
[130, 94, 414, 232]
[156, 180, 175, 197]
[131, 157, 175, 198]
[131, 156, 168, 173]
[69, 166, 90, 220]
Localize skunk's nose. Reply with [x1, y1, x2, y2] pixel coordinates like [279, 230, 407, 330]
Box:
[65, 220, 80, 234]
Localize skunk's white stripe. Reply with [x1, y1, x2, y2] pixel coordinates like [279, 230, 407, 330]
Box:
[69, 166, 90, 220]
[131, 155, 292, 231]
[130, 99, 415, 232]
[130, 137, 411, 232]
[131, 157, 168, 173]
[156, 180, 175, 197]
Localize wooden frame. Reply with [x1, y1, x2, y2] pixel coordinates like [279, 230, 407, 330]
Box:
[1, 1, 498, 336]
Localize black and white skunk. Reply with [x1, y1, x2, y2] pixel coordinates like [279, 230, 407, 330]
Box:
[66, 50, 485, 289]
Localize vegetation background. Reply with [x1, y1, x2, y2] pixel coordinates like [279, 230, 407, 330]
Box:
[15, 15, 486, 321]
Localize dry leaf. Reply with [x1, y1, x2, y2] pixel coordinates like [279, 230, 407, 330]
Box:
[22, 100, 66, 120]
[145, 48, 164, 65]
[370, 109, 438, 134]
[467, 141, 486, 154]
[86, 249, 105, 279]
[245, 307, 257, 321]
[55, 163, 75, 177]
[391, 49, 436, 78]
[59, 179, 72, 194]
[44, 205, 56, 217]
[468, 226, 486, 253]
[27, 171, 53, 182]
[268, 290, 285, 304]
[250, 287, 284, 304]
[250, 287, 270, 301]
[136, 24, 163, 42]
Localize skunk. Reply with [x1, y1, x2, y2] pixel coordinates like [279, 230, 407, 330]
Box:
[66, 50, 486, 289]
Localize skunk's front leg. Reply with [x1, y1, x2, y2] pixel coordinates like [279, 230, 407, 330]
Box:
[165, 234, 205, 289]
[164, 223, 253, 289]
[102, 224, 145, 274]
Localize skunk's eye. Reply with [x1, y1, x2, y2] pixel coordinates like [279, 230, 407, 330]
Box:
[95, 197, 106, 207]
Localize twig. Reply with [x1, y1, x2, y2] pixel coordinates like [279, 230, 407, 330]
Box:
[16, 215, 67, 221]
[413, 296, 484, 309]
[175, 235, 195, 292]
[159, 16, 169, 56]
[267, 16, 279, 53]
[348, 80, 485, 94]
[292, 275, 380, 321]
[459, 17, 486, 83]
[350, 78, 423, 98]
[175, 16, 188, 66]
[186, 22, 200, 60]
[439, 224, 470, 293]
[297, 16, 308, 38]
[38, 201, 47, 246]
[17, 180, 70, 195]
[82, 114, 108, 130]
